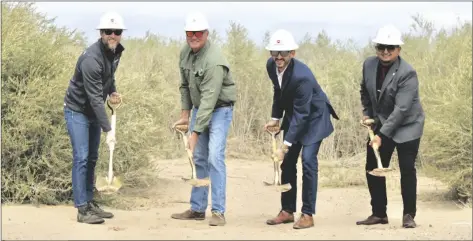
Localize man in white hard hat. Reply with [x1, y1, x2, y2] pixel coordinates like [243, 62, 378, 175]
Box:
[263, 29, 339, 229]
[356, 24, 424, 228]
[171, 11, 236, 227]
[63, 11, 126, 224]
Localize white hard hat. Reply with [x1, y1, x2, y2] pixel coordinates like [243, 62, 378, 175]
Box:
[96, 12, 126, 30]
[184, 12, 209, 31]
[372, 24, 404, 45]
[265, 29, 299, 51]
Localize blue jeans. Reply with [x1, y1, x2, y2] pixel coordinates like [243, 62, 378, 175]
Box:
[64, 107, 102, 208]
[188, 106, 233, 214]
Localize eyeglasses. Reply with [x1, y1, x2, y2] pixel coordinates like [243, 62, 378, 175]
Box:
[102, 29, 123, 36]
[376, 44, 398, 52]
[270, 51, 291, 57]
[186, 31, 205, 38]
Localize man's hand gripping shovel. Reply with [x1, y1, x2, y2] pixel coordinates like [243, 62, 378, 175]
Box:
[360, 119, 392, 177]
[173, 125, 210, 187]
[96, 98, 123, 194]
[263, 126, 292, 192]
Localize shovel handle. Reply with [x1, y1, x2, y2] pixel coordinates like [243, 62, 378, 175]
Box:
[174, 124, 189, 133]
[110, 114, 117, 134]
[174, 124, 192, 156]
[361, 119, 383, 169]
[266, 126, 279, 150]
[362, 119, 379, 150]
[107, 97, 122, 113]
[266, 126, 280, 135]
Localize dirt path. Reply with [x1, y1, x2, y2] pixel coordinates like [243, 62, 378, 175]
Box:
[2, 157, 472, 240]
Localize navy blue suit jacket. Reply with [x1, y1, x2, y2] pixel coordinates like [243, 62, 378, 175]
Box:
[266, 57, 339, 146]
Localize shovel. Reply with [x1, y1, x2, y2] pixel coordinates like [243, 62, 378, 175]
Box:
[174, 124, 210, 187]
[96, 97, 123, 193]
[360, 119, 392, 177]
[263, 126, 292, 192]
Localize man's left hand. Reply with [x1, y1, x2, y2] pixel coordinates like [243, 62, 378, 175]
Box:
[188, 132, 199, 154]
[370, 135, 382, 149]
[110, 92, 122, 105]
[274, 145, 289, 161]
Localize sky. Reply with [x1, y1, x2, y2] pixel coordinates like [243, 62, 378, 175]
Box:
[33, 2, 472, 47]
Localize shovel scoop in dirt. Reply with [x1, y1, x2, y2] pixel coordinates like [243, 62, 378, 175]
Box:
[96, 97, 123, 194]
[173, 124, 210, 187]
[263, 126, 292, 192]
[360, 118, 392, 177]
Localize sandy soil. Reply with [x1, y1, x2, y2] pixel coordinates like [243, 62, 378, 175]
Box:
[2, 157, 472, 240]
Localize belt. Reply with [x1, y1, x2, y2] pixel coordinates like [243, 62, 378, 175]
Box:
[215, 102, 234, 109]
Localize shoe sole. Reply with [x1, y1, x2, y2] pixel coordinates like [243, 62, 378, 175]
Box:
[171, 216, 205, 220]
[293, 224, 314, 229]
[356, 220, 389, 225]
[266, 220, 294, 225]
[78, 219, 105, 224]
[209, 223, 225, 226]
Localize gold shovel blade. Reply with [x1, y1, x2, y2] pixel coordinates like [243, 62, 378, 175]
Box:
[95, 176, 122, 193]
[368, 168, 391, 177]
[276, 183, 292, 192]
[182, 177, 210, 187]
[263, 181, 292, 192]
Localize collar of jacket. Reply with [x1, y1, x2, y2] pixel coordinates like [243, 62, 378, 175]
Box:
[97, 38, 125, 56]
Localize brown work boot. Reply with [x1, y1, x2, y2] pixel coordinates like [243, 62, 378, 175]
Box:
[171, 209, 205, 220]
[293, 213, 314, 229]
[402, 214, 416, 228]
[209, 211, 226, 226]
[266, 210, 294, 225]
[356, 215, 389, 225]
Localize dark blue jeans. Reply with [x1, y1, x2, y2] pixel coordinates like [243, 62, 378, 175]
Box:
[64, 107, 102, 208]
[280, 141, 322, 215]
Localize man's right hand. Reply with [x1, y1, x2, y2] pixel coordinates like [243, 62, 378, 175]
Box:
[173, 118, 189, 129]
[362, 116, 372, 125]
[264, 119, 280, 132]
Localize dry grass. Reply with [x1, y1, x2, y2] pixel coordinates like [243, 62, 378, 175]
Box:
[1, 3, 471, 206]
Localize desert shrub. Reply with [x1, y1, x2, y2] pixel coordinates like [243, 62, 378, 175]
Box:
[1, 2, 155, 205]
[402, 16, 472, 203]
[1, 2, 87, 204]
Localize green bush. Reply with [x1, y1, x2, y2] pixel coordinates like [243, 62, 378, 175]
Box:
[1, 3, 471, 205]
[403, 16, 472, 203]
[1, 2, 87, 204]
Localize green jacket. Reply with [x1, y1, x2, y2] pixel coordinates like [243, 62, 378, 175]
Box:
[178, 41, 236, 133]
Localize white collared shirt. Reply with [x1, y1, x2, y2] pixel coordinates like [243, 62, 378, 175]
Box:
[276, 65, 287, 89]
[272, 65, 292, 147]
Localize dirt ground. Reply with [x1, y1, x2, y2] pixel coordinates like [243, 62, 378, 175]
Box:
[2, 157, 472, 240]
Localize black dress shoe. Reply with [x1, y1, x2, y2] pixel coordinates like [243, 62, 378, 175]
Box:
[356, 215, 389, 225]
[402, 214, 416, 228]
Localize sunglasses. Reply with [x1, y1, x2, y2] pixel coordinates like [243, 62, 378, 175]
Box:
[186, 31, 205, 38]
[376, 44, 398, 51]
[270, 51, 291, 57]
[102, 29, 123, 36]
